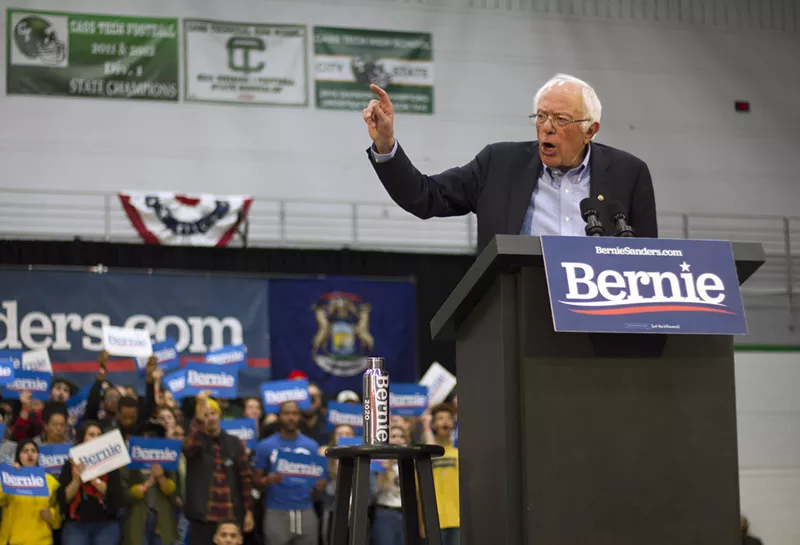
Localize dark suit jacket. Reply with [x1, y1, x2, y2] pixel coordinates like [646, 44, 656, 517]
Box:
[368, 140, 658, 252]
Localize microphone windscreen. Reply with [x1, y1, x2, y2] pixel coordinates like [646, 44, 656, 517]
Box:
[579, 197, 601, 219]
[607, 201, 627, 219]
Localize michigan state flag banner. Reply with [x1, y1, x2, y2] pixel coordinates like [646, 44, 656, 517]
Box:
[269, 277, 416, 393]
[314, 26, 433, 114]
[6, 9, 179, 101]
[119, 192, 252, 246]
[184, 19, 307, 106]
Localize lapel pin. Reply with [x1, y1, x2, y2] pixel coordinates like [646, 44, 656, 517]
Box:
[598, 195, 604, 201]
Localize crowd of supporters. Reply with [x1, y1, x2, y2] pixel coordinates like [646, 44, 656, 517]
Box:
[0, 353, 460, 545]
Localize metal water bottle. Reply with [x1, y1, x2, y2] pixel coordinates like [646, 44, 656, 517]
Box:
[363, 357, 390, 445]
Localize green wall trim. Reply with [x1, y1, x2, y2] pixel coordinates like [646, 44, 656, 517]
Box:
[734, 345, 800, 352]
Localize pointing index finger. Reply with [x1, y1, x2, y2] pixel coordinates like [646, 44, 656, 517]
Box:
[370, 84, 390, 104]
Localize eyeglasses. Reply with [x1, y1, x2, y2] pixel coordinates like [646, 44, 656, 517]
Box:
[529, 112, 590, 128]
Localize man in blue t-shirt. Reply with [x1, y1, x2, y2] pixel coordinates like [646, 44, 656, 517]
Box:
[254, 400, 326, 545]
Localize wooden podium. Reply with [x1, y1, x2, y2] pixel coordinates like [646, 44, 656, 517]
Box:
[430, 235, 765, 545]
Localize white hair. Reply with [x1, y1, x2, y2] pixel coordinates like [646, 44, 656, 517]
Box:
[533, 73, 602, 133]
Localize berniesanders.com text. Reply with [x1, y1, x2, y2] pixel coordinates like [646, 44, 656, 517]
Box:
[595, 246, 683, 257]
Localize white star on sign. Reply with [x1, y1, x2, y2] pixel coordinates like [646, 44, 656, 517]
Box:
[679, 261, 691, 272]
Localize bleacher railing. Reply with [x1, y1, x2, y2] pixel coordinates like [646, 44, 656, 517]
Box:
[0, 188, 796, 327]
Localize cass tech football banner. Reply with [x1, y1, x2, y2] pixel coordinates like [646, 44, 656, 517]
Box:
[6, 9, 178, 101]
[119, 192, 252, 247]
[541, 236, 747, 334]
[0, 269, 270, 394]
[269, 277, 415, 393]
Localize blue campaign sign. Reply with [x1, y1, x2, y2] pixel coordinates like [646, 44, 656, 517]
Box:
[67, 385, 91, 423]
[136, 339, 181, 375]
[336, 436, 384, 472]
[2, 370, 51, 401]
[0, 464, 50, 497]
[0, 350, 22, 370]
[220, 418, 258, 450]
[206, 344, 247, 367]
[541, 236, 748, 335]
[0, 358, 15, 386]
[163, 369, 188, 400]
[389, 384, 428, 417]
[260, 379, 311, 414]
[0, 269, 270, 395]
[184, 363, 238, 399]
[128, 437, 181, 470]
[326, 402, 363, 432]
[38, 443, 72, 475]
[274, 450, 327, 487]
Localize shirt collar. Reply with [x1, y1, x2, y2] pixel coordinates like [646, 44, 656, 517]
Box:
[542, 144, 591, 180]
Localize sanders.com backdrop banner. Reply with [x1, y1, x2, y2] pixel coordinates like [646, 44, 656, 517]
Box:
[0, 269, 270, 394]
[269, 277, 415, 394]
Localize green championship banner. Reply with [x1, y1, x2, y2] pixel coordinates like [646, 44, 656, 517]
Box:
[314, 26, 433, 114]
[184, 19, 307, 106]
[6, 9, 179, 101]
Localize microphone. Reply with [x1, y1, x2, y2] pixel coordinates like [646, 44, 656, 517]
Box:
[607, 201, 635, 237]
[579, 198, 605, 237]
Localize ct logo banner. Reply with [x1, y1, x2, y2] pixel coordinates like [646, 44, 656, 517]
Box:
[541, 236, 747, 335]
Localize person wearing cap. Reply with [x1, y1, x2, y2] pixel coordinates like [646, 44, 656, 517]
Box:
[336, 390, 360, 405]
[183, 391, 254, 545]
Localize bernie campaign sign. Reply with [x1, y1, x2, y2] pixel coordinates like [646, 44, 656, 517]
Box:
[260, 379, 311, 414]
[206, 344, 247, 368]
[136, 339, 180, 375]
[389, 384, 428, 417]
[220, 419, 258, 450]
[274, 450, 327, 487]
[541, 236, 747, 335]
[0, 357, 15, 386]
[38, 443, 72, 475]
[2, 370, 51, 401]
[0, 464, 49, 497]
[128, 437, 181, 471]
[326, 402, 363, 432]
[183, 363, 239, 399]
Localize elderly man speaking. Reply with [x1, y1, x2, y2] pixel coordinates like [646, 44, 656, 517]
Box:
[363, 73, 658, 251]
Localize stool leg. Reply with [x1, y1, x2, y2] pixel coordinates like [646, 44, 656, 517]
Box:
[398, 458, 420, 545]
[416, 456, 443, 545]
[348, 455, 372, 545]
[331, 457, 354, 545]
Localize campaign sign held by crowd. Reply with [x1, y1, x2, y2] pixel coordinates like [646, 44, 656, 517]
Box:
[38, 443, 72, 475]
[136, 339, 180, 375]
[260, 379, 311, 414]
[67, 385, 91, 423]
[2, 370, 51, 401]
[128, 437, 181, 471]
[184, 363, 238, 399]
[163, 369, 188, 400]
[102, 325, 153, 358]
[206, 344, 247, 367]
[21, 349, 52, 373]
[69, 429, 132, 482]
[389, 384, 428, 417]
[327, 401, 363, 432]
[0, 350, 22, 370]
[274, 450, 327, 487]
[220, 419, 258, 450]
[336, 436, 385, 472]
[541, 236, 748, 335]
[0, 464, 50, 497]
[0, 357, 15, 386]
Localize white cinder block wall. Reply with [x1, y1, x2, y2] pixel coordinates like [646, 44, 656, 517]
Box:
[0, 0, 798, 542]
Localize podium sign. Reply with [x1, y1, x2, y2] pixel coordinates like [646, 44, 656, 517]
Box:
[541, 236, 747, 334]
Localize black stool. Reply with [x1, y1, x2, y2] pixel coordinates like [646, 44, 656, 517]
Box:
[325, 444, 445, 545]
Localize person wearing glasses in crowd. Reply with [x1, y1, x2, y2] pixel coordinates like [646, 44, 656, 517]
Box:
[363, 73, 658, 251]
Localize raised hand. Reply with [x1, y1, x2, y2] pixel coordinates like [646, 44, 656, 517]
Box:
[97, 351, 109, 380]
[363, 84, 395, 154]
